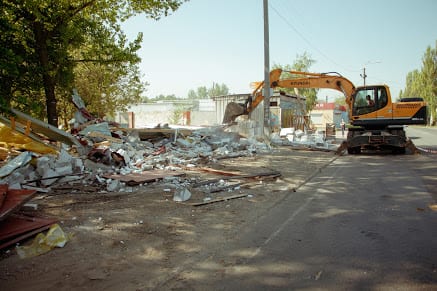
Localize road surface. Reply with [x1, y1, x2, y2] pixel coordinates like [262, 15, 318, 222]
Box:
[406, 126, 437, 152]
[161, 135, 437, 290]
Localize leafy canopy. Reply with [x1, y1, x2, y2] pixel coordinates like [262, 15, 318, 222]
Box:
[0, 0, 186, 126]
[400, 41, 437, 125]
[272, 52, 317, 112]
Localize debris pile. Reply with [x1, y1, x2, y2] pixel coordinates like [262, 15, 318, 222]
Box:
[270, 127, 341, 151]
[0, 91, 340, 196]
[0, 117, 272, 194]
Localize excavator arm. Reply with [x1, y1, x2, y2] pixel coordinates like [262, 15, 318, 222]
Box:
[250, 69, 356, 111]
[223, 69, 356, 124]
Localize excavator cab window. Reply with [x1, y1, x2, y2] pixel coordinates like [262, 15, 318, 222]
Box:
[377, 87, 388, 108]
[352, 86, 388, 115]
[353, 88, 377, 115]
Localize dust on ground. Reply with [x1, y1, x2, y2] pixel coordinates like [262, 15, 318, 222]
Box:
[0, 147, 335, 291]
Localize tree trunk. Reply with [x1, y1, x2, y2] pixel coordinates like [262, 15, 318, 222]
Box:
[33, 22, 58, 127]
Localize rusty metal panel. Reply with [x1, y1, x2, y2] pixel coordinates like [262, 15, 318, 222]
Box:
[0, 215, 57, 250]
[0, 185, 37, 221]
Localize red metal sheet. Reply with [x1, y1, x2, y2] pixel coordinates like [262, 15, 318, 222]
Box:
[0, 214, 57, 250]
[0, 184, 7, 208]
[0, 185, 37, 221]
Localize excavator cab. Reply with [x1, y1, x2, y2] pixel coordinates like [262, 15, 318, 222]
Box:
[352, 86, 389, 117]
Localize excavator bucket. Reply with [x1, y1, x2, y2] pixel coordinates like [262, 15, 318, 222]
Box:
[222, 102, 247, 124]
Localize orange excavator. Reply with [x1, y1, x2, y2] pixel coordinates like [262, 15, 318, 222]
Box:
[223, 69, 427, 154]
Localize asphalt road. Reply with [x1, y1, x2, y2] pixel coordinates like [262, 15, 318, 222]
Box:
[406, 126, 437, 152]
[162, 129, 437, 290]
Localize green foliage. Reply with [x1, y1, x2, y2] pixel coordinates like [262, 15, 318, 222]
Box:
[0, 0, 185, 126]
[401, 41, 437, 125]
[188, 83, 229, 99]
[169, 105, 186, 124]
[333, 96, 346, 106]
[272, 52, 317, 112]
[152, 94, 181, 101]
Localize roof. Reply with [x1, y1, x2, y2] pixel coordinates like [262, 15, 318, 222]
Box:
[314, 102, 346, 111]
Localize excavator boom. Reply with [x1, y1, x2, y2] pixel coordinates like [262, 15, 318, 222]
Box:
[244, 69, 356, 115]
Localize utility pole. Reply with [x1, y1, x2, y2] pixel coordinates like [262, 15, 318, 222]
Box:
[360, 67, 367, 87]
[263, 0, 270, 131]
[361, 61, 380, 87]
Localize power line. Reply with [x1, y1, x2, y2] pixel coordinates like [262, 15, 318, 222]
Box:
[268, 2, 359, 74]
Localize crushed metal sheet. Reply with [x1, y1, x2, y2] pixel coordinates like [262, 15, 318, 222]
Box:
[0, 185, 37, 221]
[103, 170, 185, 185]
[0, 122, 58, 155]
[1, 108, 84, 153]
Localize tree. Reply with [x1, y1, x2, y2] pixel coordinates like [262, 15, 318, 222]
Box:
[272, 52, 318, 112]
[333, 96, 347, 106]
[1, 0, 185, 126]
[152, 94, 180, 101]
[187, 86, 208, 99]
[421, 43, 437, 124]
[400, 70, 424, 101]
[208, 83, 229, 97]
[401, 41, 437, 125]
[187, 83, 229, 99]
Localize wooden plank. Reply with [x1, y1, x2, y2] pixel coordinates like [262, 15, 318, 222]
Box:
[9, 108, 84, 150]
[103, 170, 185, 185]
[189, 193, 248, 207]
[191, 171, 281, 188]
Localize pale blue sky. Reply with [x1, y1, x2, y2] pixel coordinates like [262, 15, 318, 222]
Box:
[122, 0, 437, 100]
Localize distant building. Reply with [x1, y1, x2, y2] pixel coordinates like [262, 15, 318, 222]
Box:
[310, 102, 348, 130]
[114, 93, 307, 135]
[114, 99, 218, 128]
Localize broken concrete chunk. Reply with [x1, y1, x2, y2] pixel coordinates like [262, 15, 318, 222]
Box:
[41, 168, 59, 186]
[107, 179, 121, 192]
[36, 156, 55, 177]
[55, 149, 73, 168]
[173, 188, 191, 202]
[0, 151, 33, 178]
[176, 138, 192, 148]
[79, 122, 111, 137]
[54, 165, 73, 176]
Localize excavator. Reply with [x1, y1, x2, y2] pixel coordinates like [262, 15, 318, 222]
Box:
[223, 69, 428, 154]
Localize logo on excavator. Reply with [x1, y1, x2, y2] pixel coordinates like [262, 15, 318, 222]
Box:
[288, 81, 310, 86]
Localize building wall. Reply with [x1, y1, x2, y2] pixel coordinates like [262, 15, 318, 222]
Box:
[115, 103, 175, 128]
[190, 111, 218, 126]
[310, 108, 348, 130]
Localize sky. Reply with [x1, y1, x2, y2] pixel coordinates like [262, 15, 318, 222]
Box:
[122, 0, 437, 101]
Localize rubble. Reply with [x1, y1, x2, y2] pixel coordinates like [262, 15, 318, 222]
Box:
[0, 113, 339, 198]
[271, 127, 342, 151]
[0, 90, 345, 255]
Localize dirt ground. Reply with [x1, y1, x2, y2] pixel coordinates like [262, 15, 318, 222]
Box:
[0, 147, 335, 290]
